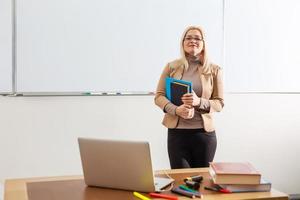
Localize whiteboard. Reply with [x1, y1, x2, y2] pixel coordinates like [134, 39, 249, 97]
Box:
[16, 0, 223, 93]
[225, 0, 300, 92]
[0, 0, 12, 93]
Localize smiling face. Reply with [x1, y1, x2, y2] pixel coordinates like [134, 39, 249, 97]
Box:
[183, 29, 204, 57]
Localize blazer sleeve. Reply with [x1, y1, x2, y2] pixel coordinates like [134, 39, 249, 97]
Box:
[154, 64, 172, 112]
[208, 67, 224, 113]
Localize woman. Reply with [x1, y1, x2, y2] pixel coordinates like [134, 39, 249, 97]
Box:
[154, 26, 224, 169]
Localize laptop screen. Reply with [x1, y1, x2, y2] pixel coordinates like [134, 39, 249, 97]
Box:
[78, 138, 166, 192]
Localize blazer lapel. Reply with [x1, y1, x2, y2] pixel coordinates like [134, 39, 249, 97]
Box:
[198, 66, 212, 98]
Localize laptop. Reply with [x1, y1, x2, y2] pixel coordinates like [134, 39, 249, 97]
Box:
[78, 137, 174, 192]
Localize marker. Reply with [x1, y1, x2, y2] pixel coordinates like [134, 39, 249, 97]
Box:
[184, 175, 203, 183]
[204, 186, 231, 193]
[118, 92, 132, 95]
[89, 92, 103, 95]
[184, 181, 200, 190]
[178, 185, 202, 197]
[90, 92, 112, 95]
[179, 185, 197, 193]
[82, 92, 91, 95]
[149, 192, 178, 200]
[133, 191, 151, 200]
[171, 187, 199, 199]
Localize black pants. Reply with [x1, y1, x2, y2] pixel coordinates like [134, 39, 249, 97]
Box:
[168, 128, 217, 169]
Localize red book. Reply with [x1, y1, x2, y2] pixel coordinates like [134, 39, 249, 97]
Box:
[209, 162, 261, 185]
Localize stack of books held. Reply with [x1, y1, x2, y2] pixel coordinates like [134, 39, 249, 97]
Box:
[209, 162, 271, 193]
[165, 77, 192, 106]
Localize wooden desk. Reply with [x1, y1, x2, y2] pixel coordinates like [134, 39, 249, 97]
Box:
[4, 168, 288, 200]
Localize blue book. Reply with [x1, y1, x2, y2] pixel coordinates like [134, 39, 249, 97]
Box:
[166, 77, 192, 106]
[218, 179, 271, 193]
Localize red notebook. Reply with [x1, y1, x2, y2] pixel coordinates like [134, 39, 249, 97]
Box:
[209, 162, 261, 185]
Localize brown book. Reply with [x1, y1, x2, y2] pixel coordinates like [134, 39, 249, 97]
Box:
[209, 162, 261, 185]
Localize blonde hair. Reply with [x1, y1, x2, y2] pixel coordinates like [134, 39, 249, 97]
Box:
[180, 26, 210, 73]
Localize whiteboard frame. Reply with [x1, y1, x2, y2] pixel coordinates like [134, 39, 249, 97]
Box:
[6, 0, 300, 96]
[12, 0, 224, 95]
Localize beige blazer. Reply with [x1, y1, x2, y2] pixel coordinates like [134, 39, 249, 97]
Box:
[154, 59, 224, 132]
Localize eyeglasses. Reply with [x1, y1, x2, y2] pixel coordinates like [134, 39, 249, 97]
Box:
[184, 37, 204, 42]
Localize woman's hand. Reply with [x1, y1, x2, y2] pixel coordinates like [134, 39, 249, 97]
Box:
[181, 92, 200, 107]
[175, 104, 194, 119]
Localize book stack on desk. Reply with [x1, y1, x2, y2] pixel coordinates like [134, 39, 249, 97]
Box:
[209, 162, 271, 193]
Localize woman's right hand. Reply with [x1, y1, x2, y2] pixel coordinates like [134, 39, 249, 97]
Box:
[175, 104, 194, 119]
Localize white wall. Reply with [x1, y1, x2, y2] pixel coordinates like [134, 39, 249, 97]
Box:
[0, 0, 12, 93]
[0, 94, 299, 194]
[225, 0, 300, 92]
[0, 182, 3, 200]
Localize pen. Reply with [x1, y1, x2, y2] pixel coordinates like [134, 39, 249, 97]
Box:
[204, 186, 231, 193]
[149, 192, 178, 200]
[133, 191, 151, 200]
